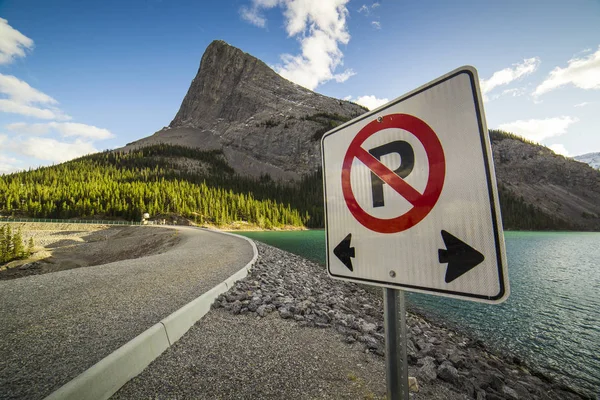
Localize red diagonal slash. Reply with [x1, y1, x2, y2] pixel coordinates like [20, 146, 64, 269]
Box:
[354, 146, 422, 206]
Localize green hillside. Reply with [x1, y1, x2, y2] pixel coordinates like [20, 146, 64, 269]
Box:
[0, 140, 573, 231]
[0, 145, 320, 229]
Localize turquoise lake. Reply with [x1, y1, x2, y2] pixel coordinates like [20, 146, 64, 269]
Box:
[237, 230, 600, 397]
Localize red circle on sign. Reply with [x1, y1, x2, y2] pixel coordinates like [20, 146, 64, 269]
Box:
[342, 113, 445, 234]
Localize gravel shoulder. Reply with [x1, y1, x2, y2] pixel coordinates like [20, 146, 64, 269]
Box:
[0, 223, 180, 280]
[113, 309, 463, 400]
[0, 226, 254, 400]
[114, 242, 593, 400]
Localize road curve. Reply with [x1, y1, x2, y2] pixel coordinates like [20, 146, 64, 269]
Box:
[0, 226, 254, 400]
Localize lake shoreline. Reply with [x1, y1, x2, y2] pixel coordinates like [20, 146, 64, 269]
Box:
[235, 229, 600, 397]
[214, 240, 593, 399]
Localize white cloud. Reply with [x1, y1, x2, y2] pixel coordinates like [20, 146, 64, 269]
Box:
[501, 87, 526, 97]
[17, 137, 97, 162]
[0, 99, 61, 119]
[534, 46, 600, 96]
[487, 87, 528, 101]
[0, 73, 71, 120]
[52, 122, 113, 140]
[5, 122, 50, 135]
[480, 57, 540, 97]
[0, 18, 34, 65]
[0, 73, 57, 104]
[6, 122, 114, 140]
[240, 0, 355, 90]
[574, 102, 590, 107]
[549, 144, 569, 156]
[357, 3, 379, 15]
[239, 6, 267, 27]
[347, 95, 389, 110]
[0, 154, 21, 175]
[497, 116, 578, 143]
[0, 135, 21, 174]
[332, 69, 355, 83]
[371, 21, 381, 30]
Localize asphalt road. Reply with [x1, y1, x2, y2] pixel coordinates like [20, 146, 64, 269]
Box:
[0, 226, 254, 400]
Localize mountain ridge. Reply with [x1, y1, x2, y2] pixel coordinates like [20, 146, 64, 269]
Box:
[0, 40, 586, 231]
[120, 40, 600, 231]
[124, 40, 366, 180]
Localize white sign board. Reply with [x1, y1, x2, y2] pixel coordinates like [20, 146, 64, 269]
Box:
[321, 66, 509, 303]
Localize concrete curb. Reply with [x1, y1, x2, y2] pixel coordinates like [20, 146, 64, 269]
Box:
[44, 229, 258, 400]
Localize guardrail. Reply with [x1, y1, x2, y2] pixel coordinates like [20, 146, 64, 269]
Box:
[0, 217, 141, 226]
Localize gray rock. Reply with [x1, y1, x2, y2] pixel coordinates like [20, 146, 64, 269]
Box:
[278, 307, 292, 319]
[501, 385, 519, 400]
[256, 305, 267, 317]
[449, 351, 466, 369]
[416, 340, 435, 356]
[359, 335, 378, 349]
[417, 356, 436, 367]
[418, 359, 437, 382]
[485, 392, 506, 400]
[437, 361, 459, 383]
[359, 322, 377, 334]
[428, 336, 441, 345]
[231, 301, 242, 315]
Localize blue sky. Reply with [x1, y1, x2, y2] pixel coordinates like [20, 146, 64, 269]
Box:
[0, 0, 599, 173]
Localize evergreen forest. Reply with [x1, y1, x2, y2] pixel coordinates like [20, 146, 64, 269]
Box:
[0, 140, 574, 231]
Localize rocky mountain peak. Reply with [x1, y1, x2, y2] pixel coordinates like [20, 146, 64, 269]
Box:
[170, 40, 282, 126]
[127, 40, 367, 179]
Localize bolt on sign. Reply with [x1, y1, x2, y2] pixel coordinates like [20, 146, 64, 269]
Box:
[321, 66, 509, 304]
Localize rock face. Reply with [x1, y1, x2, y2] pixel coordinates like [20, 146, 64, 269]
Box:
[125, 40, 366, 180]
[491, 133, 600, 230]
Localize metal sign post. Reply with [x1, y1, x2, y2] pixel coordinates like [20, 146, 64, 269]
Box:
[384, 288, 409, 400]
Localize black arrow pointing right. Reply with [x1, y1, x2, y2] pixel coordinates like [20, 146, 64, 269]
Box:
[438, 230, 485, 283]
[334, 233, 355, 271]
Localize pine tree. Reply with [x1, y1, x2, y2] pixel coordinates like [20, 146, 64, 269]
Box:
[12, 228, 25, 259]
[3, 225, 12, 261]
[0, 225, 6, 263]
[27, 237, 35, 256]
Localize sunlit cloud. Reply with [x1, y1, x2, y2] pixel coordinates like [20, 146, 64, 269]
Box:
[6, 122, 114, 140]
[0, 18, 34, 65]
[497, 116, 578, 143]
[534, 46, 600, 96]
[240, 0, 355, 90]
[480, 58, 540, 99]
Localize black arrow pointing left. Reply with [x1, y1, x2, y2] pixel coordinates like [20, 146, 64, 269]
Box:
[334, 233, 355, 271]
[438, 230, 485, 283]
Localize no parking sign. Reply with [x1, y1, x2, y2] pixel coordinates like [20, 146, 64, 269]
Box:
[321, 66, 509, 303]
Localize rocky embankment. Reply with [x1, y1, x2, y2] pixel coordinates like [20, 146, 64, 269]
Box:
[213, 242, 591, 400]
